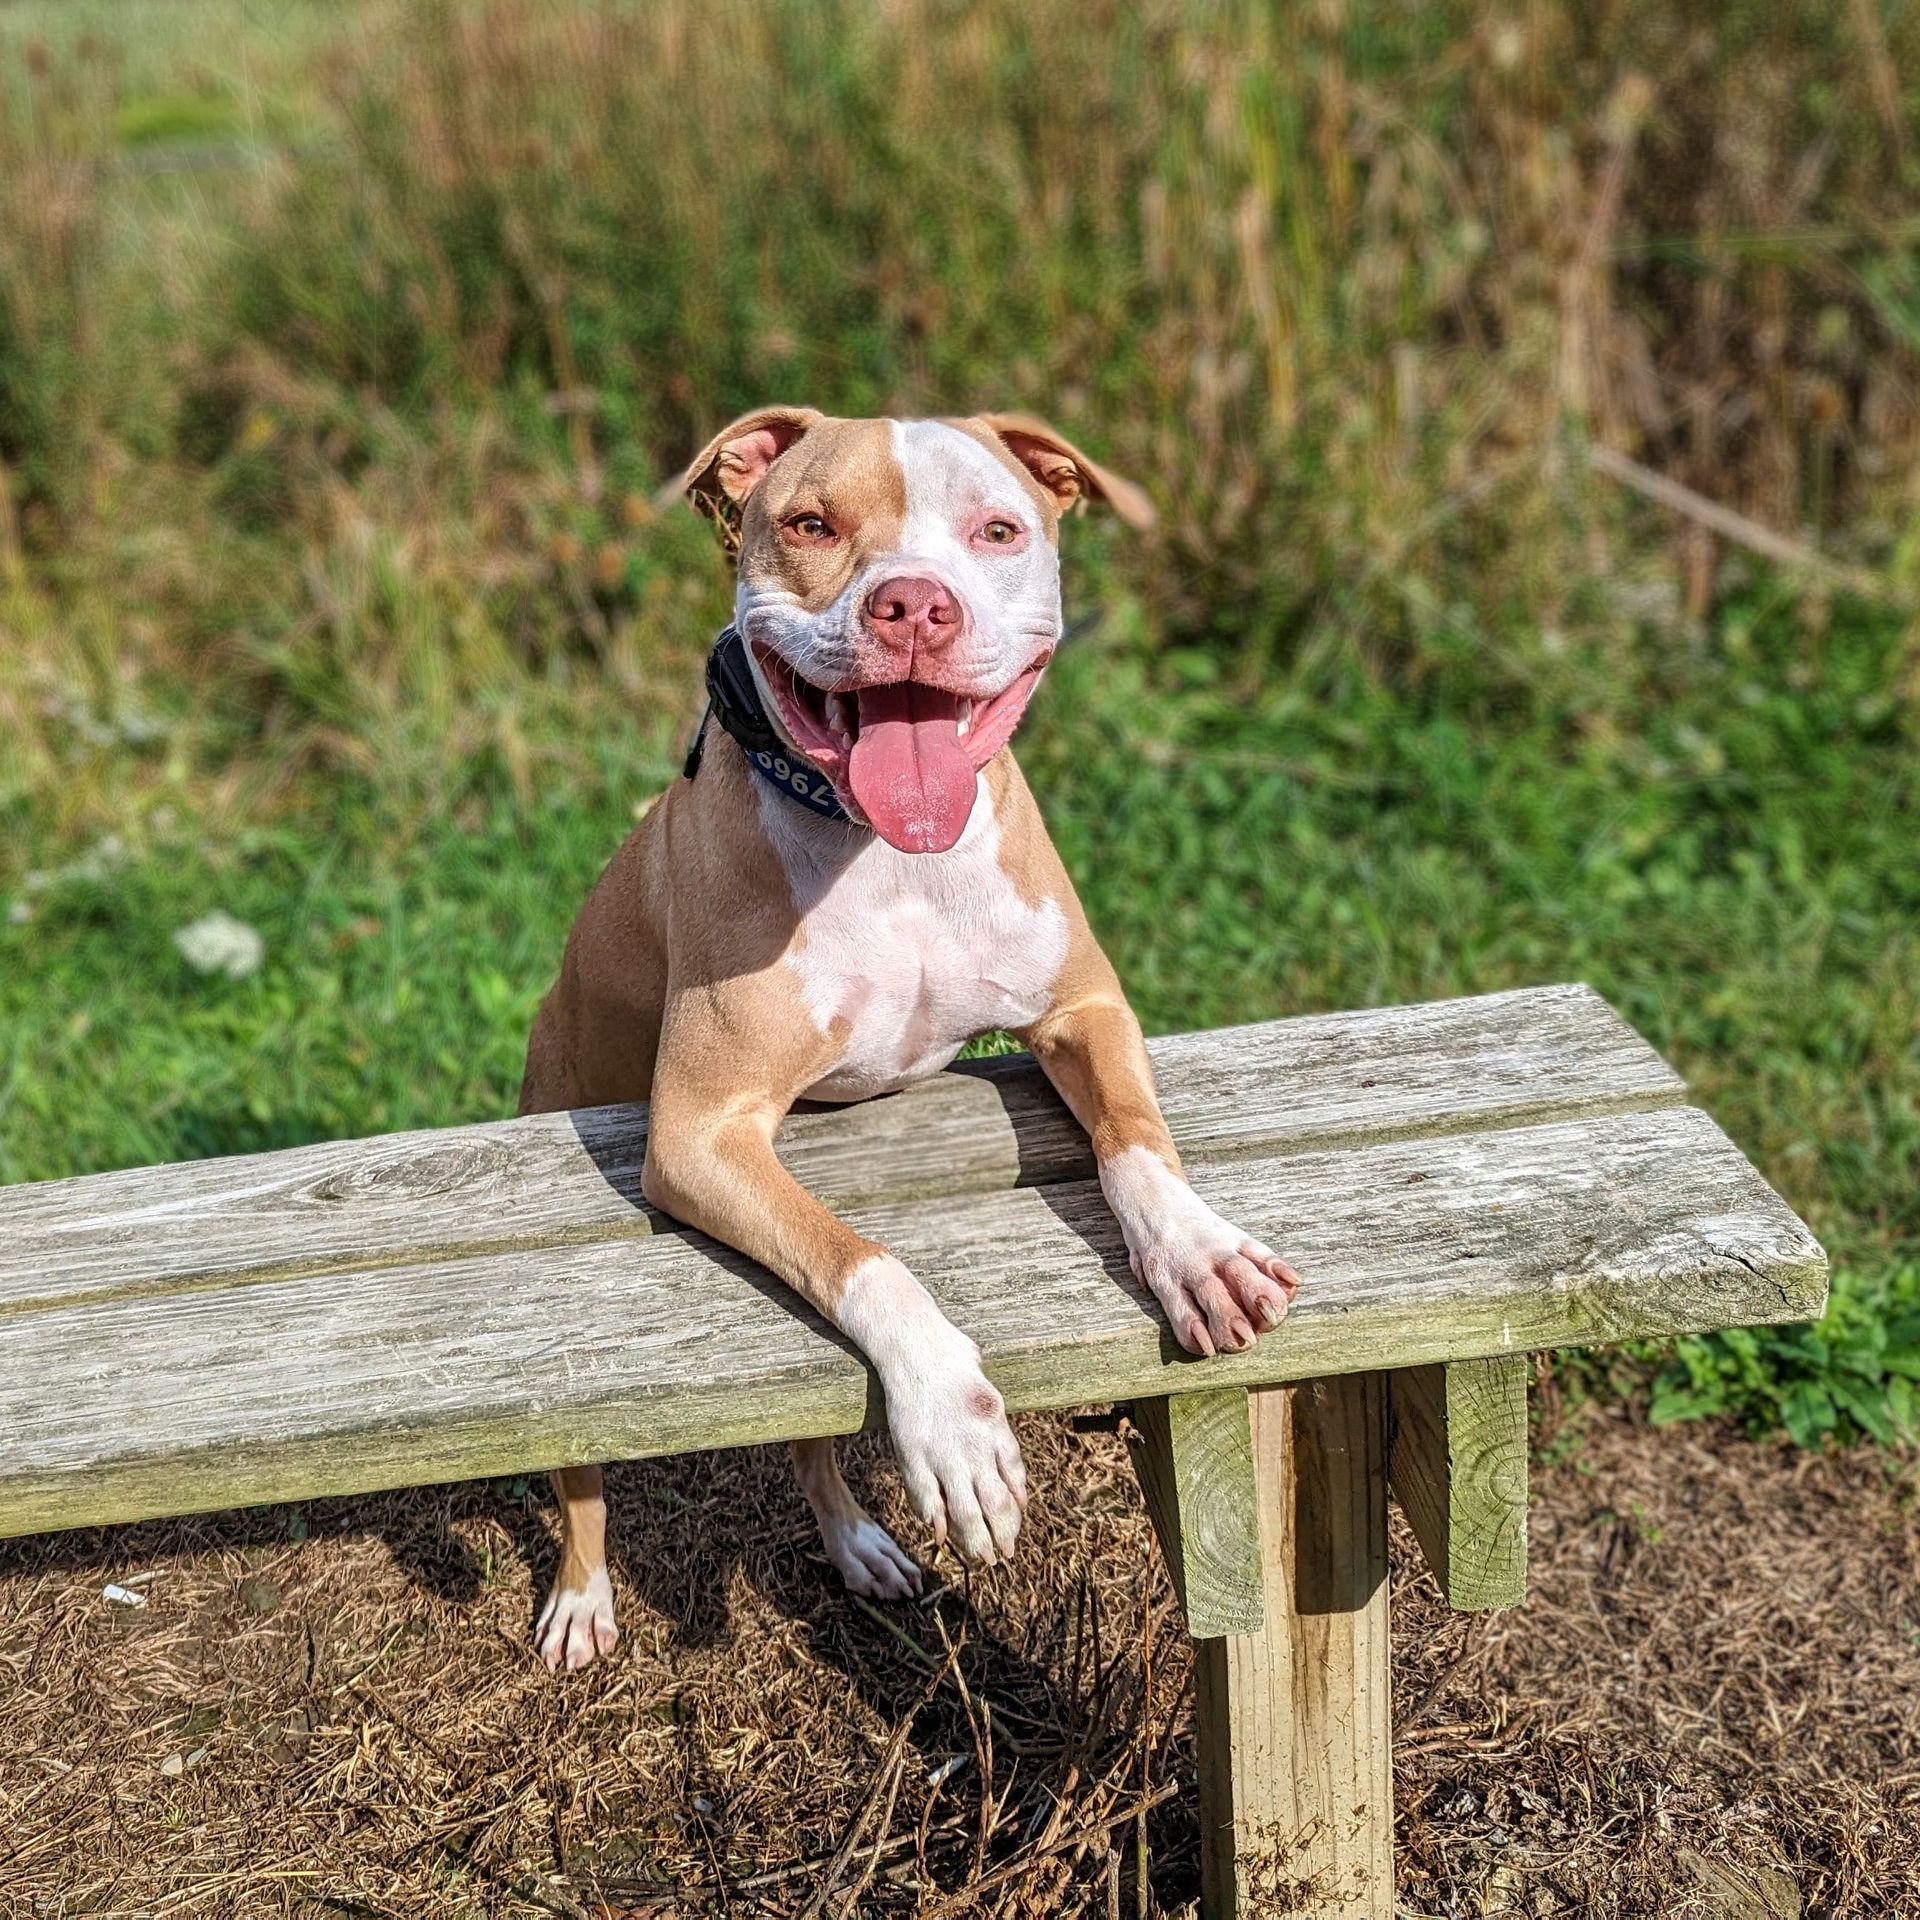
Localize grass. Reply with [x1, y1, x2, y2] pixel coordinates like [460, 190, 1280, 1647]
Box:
[0, 0, 1917, 1447]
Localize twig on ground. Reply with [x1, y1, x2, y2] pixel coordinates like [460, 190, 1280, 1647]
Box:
[852, 1593, 1031, 1754]
[794, 1645, 945, 1920]
[914, 1781, 1183, 1918]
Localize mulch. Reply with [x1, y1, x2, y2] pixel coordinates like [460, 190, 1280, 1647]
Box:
[3, 1388, 1916, 1918]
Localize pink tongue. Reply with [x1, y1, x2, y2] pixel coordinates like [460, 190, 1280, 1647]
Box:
[847, 683, 977, 853]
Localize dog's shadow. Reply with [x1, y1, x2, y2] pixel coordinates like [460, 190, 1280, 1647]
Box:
[0, 1436, 1094, 1785]
[401, 1428, 1113, 1812]
[0, 1067, 1185, 1858]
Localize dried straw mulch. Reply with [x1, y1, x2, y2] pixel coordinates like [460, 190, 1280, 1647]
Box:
[2, 1393, 1916, 1918]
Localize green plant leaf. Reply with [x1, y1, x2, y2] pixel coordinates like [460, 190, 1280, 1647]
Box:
[1778, 1380, 1838, 1450]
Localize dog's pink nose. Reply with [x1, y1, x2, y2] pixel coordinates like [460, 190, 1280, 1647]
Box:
[863, 575, 960, 651]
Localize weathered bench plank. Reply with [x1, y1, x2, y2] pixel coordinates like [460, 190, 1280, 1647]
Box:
[0, 1103, 1825, 1540]
[0, 984, 1681, 1314]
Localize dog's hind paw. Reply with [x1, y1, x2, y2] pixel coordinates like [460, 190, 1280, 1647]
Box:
[536, 1567, 619, 1671]
[822, 1512, 923, 1600]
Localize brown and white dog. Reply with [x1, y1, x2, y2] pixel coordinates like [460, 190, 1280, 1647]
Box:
[518, 408, 1302, 1669]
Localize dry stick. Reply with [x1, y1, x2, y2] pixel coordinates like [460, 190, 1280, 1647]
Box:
[1069, 1746, 1148, 1877]
[1067, 1567, 1092, 1748]
[1029, 1762, 1083, 1863]
[606, 1827, 966, 1905]
[831, 1751, 913, 1920]
[851, 1595, 1030, 1753]
[1585, 441, 1889, 597]
[1086, 1566, 1106, 1767]
[518, 1881, 593, 1920]
[915, 1755, 956, 1893]
[793, 1679, 932, 1920]
[1136, 1591, 1192, 1915]
[327, 1621, 413, 1698]
[1074, 1622, 1135, 1794]
[1064, 1661, 1171, 1891]
[729, 1827, 960, 1893]
[1132, 1582, 1157, 1920]
[934, 1611, 996, 1888]
[913, 1783, 1182, 1920]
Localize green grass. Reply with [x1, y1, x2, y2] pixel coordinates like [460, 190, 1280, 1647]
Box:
[5, 578, 1914, 1443]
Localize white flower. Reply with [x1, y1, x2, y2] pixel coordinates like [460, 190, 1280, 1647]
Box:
[174, 911, 265, 980]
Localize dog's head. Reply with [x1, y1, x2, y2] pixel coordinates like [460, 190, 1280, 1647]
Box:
[673, 409, 1154, 853]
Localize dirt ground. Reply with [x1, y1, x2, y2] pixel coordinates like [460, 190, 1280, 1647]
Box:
[3, 1390, 1917, 1919]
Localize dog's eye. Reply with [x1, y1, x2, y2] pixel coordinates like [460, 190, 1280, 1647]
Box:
[978, 519, 1020, 545]
[784, 512, 834, 542]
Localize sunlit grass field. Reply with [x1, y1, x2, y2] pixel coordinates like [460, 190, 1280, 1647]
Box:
[2, 0, 1917, 1445]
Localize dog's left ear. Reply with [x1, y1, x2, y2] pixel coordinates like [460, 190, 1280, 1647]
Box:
[978, 412, 1157, 531]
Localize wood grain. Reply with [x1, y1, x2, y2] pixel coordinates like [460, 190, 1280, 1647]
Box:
[1129, 1390, 1264, 1638]
[0, 1104, 1826, 1540]
[0, 984, 1681, 1315]
[1387, 1357, 1530, 1610]
[1196, 1378, 1393, 1918]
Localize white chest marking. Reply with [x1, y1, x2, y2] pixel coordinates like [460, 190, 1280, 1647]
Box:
[759, 781, 1069, 1101]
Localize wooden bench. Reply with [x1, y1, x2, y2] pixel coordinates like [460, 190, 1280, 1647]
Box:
[0, 984, 1825, 1916]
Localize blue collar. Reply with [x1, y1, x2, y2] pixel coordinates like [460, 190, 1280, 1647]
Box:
[684, 626, 851, 823]
[737, 741, 849, 821]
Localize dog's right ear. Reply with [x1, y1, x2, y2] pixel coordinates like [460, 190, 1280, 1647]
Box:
[665, 405, 823, 515]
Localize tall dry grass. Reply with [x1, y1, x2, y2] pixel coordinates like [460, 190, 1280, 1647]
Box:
[1, 0, 1917, 805]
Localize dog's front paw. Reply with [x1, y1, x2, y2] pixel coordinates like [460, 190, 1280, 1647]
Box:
[1133, 1221, 1301, 1357]
[839, 1255, 1029, 1568]
[888, 1365, 1028, 1567]
[1104, 1148, 1302, 1357]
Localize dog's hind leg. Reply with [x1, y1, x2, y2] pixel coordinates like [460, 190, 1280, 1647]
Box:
[535, 1464, 620, 1670]
[790, 1437, 922, 1600]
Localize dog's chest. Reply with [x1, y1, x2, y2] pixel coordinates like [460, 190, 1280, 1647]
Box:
[770, 796, 1069, 1101]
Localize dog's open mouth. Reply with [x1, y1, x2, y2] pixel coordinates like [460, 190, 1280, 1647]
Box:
[752, 644, 1050, 853]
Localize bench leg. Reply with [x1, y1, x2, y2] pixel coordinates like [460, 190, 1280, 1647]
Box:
[1194, 1375, 1393, 1918]
[1387, 1357, 1530, 1610]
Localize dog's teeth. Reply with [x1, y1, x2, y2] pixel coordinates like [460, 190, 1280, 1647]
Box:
[957, 699, 973, 738]
[826, 693, 852, 739]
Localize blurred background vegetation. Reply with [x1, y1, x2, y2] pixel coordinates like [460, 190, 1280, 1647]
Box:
[1, 0, 1916, 1445]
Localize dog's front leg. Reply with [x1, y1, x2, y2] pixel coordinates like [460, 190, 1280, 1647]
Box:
[643, 1071, 1027, 1574]
[1024, 965, 1301, 1357]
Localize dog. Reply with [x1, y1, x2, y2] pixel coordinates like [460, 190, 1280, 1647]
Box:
[518, 408, 1302, 1669]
